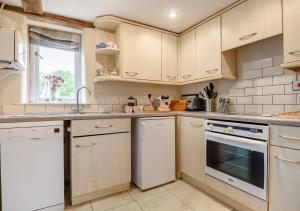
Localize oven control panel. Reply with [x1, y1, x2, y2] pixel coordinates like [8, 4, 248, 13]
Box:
[205, 120, 269, 141]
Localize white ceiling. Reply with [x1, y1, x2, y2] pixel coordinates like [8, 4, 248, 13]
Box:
[5, 0, 237, 33]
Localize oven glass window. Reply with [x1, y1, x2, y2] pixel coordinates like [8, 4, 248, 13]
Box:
[206, 140, 264, 188]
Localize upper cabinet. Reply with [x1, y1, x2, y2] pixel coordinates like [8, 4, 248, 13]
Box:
[222, 0, 282, 51]
[123, 23, 162, 81]
[162, 33, 178, 82]
[180, 30, 196, 82]
[282, 0, 300, 65]
[196, 16, 221, 79]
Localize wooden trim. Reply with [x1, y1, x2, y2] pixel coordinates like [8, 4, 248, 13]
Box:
[4, 4, 94, 29]
[71, 183, 130, 205]
[181, 0, 247, 35]
[94, 15, 179, 36]
[22, 0, 43, 15]
[281, 61, 300, 71]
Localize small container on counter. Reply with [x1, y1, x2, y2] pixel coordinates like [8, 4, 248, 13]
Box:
[127, 96, 137, 106]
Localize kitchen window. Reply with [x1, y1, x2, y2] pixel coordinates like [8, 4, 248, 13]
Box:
[29, 26, 82, 102]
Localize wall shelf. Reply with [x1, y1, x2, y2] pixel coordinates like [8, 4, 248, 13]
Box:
[95, 48, 120, 55]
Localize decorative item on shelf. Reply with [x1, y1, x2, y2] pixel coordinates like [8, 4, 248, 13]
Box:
[110, 68, 118, 76]
[106, 41, 118, 49]
[96, 42, 107, 49]
[217, 97, 230, 113]
[45, 73, 64, 101]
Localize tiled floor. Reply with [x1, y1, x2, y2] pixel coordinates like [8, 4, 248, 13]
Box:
[65, 180, 233, 211]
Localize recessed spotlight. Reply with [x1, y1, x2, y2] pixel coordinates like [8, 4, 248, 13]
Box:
[169, 11, 177, 18]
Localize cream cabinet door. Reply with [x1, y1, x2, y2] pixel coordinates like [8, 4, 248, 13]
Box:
[269, 145, 300, 211]
[71, 133, 131, 198]
[180, 117, 205, 183]
[123, 23, 161, 81]
[162, 33, 178, 82]
[180, 29, 195, 82]
[196, 16, 221, 79]
[283, 0, 300, 63]
[222, 0, 282, 51]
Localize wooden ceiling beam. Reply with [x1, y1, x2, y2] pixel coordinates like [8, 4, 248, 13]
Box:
[4, 4, 94, 28]
[21, 0, 43, 15]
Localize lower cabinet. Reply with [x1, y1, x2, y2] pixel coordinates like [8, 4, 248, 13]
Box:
[70, 119, 131, 205]
[269, 145, 300, 211]
[180, 116, 205, 183]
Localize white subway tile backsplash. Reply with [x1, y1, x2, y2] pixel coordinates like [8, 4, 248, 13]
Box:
[273, 95, 297, 105]
[298, 95, 300, 104]
[235, 80, 253, 88]
[253, 77, 272, 87]
[273, 74, 296, 85]
[237, 96, 252, 104]
[112, 105, 122, 112]
[229, 105, 245, 113]
[25, 105, 46, 114]
[105, 97, 119, 105]
[98, 105, 113, 112]
[253, 58, 273, 70]
[253, 96, 272, 105]
[245, 87, 263, 96]
[245, 105, 263, 114]
[263, 85, 285, 95]
[229, 88, 244, 97]
[2, 105, 25, 115]
[242, 69, 262, 80]
[285, 105, 300, 112]
[262, 66, 283, 77]
[83, 104, 99, 112]
[228, 96, 237, 105]
[273, 55, 283, 67]
[45, 105, 65, 112]
[263, 105, 284, 114]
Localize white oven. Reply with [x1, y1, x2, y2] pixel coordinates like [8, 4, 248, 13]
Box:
[205, 120, 269, 200]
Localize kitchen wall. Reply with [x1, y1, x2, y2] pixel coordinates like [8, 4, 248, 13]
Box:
[181, 35, 300, 114]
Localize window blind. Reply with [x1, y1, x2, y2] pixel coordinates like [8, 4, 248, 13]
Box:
[29, 26, 81, 52]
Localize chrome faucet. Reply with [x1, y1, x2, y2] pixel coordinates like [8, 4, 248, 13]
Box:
[75, 86, 91, 113]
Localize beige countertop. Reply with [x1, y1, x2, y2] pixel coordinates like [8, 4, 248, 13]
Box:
[0, 111, 300, 126]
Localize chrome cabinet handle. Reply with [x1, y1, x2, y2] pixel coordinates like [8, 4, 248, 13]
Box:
[274, 156, 300, 164]
[95, 124, 113, 129]
[279, 135, 300, 141]
[289, 50, 300, 56]
[167, 75, 177, 80]
[190, 123, 203, 127]
[206, 69, 219, 74]
[182, 74, 192, 79]
[76, 143, 96, 148]
[239, 33, 257, 41]
[125, 72, 138, 76]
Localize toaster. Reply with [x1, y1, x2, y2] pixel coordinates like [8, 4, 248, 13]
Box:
[181, 94, 206, 111]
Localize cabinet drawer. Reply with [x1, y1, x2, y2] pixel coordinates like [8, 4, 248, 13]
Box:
[71, 118, 131, 136]
[270, 125, 300, 150]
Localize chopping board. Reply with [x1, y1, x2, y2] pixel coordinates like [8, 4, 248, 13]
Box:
[277, 112, 300, 119]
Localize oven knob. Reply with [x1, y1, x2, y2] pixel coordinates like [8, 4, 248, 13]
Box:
[208, 124, 214, 130]
[226, 127, 234, 133]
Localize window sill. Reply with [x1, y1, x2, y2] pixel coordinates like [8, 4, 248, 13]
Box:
[14, 102, 89, 105]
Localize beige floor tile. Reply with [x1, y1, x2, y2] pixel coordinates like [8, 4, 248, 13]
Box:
[91, 192, 133, 211]
[137, 191, 193, 211]
[163, 179, 188, 190]
[169, 185, 232, 211]
[108, 202, 142, 211]
[128, 184, 167, 200]
[64, 203, 92, 211]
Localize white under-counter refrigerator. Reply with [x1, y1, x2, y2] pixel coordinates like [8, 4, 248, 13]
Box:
[132, 117, 175, 190]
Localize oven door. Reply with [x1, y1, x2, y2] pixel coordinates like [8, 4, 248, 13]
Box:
[205, 131, 267, 200]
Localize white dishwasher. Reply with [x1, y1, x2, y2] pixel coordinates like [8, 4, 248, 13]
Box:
[132, 117, 175, 190]
[0, 121, 64, 211]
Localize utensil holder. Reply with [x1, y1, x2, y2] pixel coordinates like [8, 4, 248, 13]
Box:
[206, 99, 212, 112]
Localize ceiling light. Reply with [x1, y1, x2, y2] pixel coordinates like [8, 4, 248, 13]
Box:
[169, 11, 177, 18]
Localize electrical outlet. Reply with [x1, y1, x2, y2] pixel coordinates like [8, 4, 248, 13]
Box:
[292, 81, 300, 91]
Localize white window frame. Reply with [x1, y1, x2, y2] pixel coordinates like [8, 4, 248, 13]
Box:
[29, 24, 83, 103]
